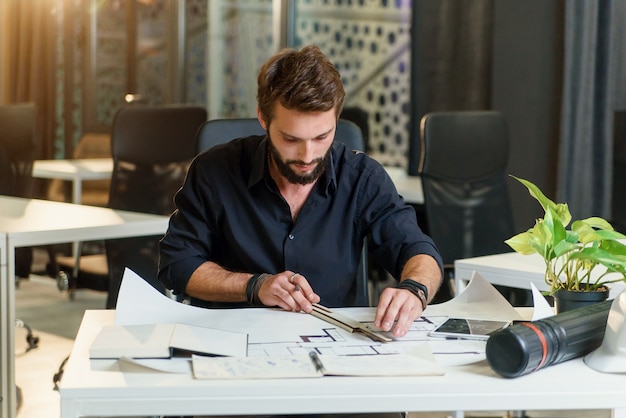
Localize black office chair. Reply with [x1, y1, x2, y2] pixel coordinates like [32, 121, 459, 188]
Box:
[340, 106, 370, 153]
[336, 118, 364, 152]
[419, 110, 530, 306]
[104, 105, 207, 308]
[196, 118, 266, 152]
[196, 117, 364, 153]
[51, 105, 207, 308]
[0, 103, 37, 280]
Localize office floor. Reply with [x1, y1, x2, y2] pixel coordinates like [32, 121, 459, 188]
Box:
[14, 249, 610, 418]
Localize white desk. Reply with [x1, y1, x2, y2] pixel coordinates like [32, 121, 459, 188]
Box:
[60, 309, 626, 418]
[384, 166, 423, 205]
[454, 252, 626, 298]
[0, 196, 169, 418]
[32, 158, 114, 266]
[32, 158, 113, 204]
[0, 232, 7, 416]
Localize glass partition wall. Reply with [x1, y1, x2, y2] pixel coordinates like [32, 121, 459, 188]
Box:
[60, 0, 410, 167]
[289, 0, 412, 167]
[207, 0, 412, 167]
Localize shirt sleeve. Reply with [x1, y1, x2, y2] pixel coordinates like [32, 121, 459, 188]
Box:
[358, 164, 443, 279]
[158, 156, 219, 296]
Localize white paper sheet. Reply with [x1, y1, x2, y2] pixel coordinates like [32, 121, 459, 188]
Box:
[425, 271, 525, 322]
[115, 268, 332, 343]
[530, 282, 555, 320]
[116, 268, 225, 326]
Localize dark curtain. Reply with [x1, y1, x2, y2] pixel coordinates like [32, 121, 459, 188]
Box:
[2, 0, 58, 159]
[409, 0, 494, 174]
[558, 0, 626, 219]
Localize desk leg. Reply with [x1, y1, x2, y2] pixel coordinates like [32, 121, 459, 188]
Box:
[60, 397, 79, 418]
[72, 180, 82, 206]
[1, 246, 8, 418]
[454, 276, 468, 296]
[68, 242, 86, 299]
[71, 242, 80, 264]
[613, 408, 626, 418]
[71, 180, 82, 296]
[2, 243, 18, 418]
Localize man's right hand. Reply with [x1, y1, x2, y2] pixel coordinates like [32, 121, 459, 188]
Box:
[258, 271, 320, 312]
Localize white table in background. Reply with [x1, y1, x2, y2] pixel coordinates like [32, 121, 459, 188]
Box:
[32, 158, 113, 204]
[384, 166, 423, 205]
[59, 309, 626, 418]
[0, 195, 169, 418]
[454, 252, 626, 298]
[32, 158, 114, 265]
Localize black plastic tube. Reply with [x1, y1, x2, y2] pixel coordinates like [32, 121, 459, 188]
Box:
[485, 300, 612, 378]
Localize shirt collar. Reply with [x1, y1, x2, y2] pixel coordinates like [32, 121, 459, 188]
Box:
[247, 136, 338, 196]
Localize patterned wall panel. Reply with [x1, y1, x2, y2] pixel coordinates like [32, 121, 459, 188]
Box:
[53, 1, 66, 159]
[215, 0, 275, 117]
[294, 0, 412, 168]
[54, 0, 90, 158]
[136, 0, 169, 105]
[94, 1, 127, 127]
[186, 0, 208, 105]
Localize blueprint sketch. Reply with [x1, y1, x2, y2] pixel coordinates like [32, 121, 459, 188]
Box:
[114, 268, 529, 371]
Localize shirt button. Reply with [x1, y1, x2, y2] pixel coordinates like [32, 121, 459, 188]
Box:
[288, 234, 294, 240]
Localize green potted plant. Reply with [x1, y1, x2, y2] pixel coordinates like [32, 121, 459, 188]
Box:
[505, 176, 626, 312]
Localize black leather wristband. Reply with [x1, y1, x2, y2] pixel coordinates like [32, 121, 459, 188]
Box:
[246, 274, 261, 305]
[396, 279, 429, 309]
[245, 273, 270, 306]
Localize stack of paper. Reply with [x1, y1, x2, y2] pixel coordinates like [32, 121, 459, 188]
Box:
[89, 323, 248, 359]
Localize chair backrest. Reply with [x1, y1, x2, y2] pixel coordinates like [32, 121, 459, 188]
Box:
[336, 119, 365, 152]
[196, 118, 265, 153]
[195, 118, 364, 154]
[105, 105, 206, 308]
[340, 106, 370, 152]
[418, 110, 515, 265]
[0, 103, 36, 197]
[108, 105, 207, 213]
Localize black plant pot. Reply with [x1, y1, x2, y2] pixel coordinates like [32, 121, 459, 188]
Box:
[553, 287, 610, 313]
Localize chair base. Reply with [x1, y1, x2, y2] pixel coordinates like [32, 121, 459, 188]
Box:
[48, 254, 109, 293]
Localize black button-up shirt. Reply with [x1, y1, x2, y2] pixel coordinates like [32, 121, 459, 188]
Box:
[158, 135, 442, 308]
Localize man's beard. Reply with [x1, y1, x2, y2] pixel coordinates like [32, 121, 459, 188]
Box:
[267, 139, 330, 185]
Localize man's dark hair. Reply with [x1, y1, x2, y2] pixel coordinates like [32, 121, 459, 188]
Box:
[257, 45, 345, 125]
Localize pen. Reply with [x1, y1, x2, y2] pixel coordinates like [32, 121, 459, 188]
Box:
[309, 350, 325, 374]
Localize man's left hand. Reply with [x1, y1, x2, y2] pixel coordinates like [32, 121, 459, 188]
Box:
[373, 287, 423, 337]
